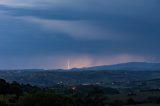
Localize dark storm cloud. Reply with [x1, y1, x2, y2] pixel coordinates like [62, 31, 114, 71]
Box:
[0, 0, 160, 68]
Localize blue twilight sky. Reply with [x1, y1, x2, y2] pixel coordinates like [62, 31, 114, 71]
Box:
[0, 0, 160, 69]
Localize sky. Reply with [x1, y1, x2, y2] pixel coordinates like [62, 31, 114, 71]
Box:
[0, 0, 160, 69]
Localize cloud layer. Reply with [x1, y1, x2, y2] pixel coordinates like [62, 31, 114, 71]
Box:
[0, 0, 160, 69]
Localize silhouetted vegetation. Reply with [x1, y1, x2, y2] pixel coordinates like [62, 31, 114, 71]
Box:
[1, 78, 160, 106]
[18, 92, 74, 106]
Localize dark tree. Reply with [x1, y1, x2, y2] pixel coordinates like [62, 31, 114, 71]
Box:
[0, 79, 10, 94]
[75, 88, 107, 106]
[127, 98, 137, 105]
[10, 81, 23, 98]
[18, 91, 74, 106]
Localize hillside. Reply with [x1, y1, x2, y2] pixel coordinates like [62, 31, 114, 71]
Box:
[82, 62, 160, 71]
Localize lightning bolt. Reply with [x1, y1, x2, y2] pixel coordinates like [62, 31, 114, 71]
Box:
[67, 59, 70, 70]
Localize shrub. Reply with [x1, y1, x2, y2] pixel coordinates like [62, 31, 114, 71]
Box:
[18, 91, 74, 106]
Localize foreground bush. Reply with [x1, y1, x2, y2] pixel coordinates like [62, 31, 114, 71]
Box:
[18, 92, 74, 106]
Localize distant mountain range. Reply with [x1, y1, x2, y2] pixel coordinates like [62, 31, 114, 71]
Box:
[0, 62, 160, 87]
[0, 62, 160, 72]
[80, 62, 160, 71]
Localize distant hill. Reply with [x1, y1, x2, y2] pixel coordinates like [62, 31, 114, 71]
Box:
[82, 62, 160, 71]
[0, 62, 160, 87]
[1, 62, 160, 87]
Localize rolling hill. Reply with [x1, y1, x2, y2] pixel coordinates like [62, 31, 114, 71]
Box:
[82, 62, 160, 71]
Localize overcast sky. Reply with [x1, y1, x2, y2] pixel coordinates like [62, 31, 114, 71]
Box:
[0, 0, 160, 69]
